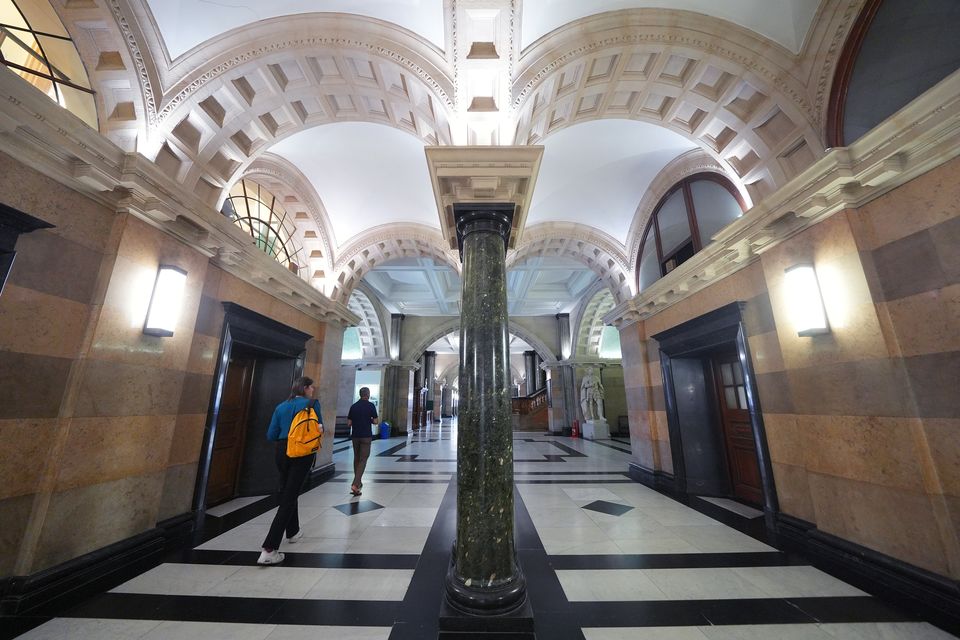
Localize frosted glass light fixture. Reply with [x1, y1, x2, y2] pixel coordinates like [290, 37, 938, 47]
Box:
[144, 265, 187, 337]
[784, 264, 829, 336]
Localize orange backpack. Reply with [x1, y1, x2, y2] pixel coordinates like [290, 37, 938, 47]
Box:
[287, 401, 322, 457]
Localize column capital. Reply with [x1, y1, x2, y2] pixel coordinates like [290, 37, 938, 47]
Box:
[453, 203, 514, 256]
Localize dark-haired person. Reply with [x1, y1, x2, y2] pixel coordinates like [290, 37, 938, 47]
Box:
[257, 375, 323, 565]
[346, 386, 379, 496]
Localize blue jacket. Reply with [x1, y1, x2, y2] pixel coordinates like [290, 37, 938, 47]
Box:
[267, 396, 322, 441]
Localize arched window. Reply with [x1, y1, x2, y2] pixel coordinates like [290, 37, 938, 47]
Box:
[222, 179, 303, 273]
[827, 0, 960, 146]
[0, 0, 97, 127]
[637, 173, 745, 292]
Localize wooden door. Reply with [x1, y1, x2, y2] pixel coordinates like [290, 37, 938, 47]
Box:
[712, 352, 763, 505]
[207, 356, 255, 506]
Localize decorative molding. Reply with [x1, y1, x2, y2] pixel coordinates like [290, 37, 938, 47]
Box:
[603, 68, 960, 329]
[109, 0, 158, 127]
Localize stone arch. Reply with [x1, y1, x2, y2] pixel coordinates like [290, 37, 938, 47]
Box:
[513, 9, 825, 202]
[572, 284, 617, 359]
[345, 287, 388, 360]
[135, 14, 454, 206]
[404, 318, 557, 366]
[331, 225, 459, 304]
[508, 223, 631, 304]
[625, 149, 748, 287]
[239, 153, 336, 292]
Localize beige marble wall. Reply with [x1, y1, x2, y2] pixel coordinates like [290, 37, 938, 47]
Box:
[622, 156, 960, 580]
[0, 153, 334, 577]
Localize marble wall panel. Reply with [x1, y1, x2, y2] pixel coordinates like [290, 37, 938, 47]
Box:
[741, 292, 777, 337]
[0, 418, 57, 499]
[931, 215, 960, 283]
[747, 331, 785, 375]
[0, 352, 72, 419]
[924, 418, 960, 497]
[177, 372, 213, 416]
[34, 472, 166, 571]
[771, 462, 816, 523]
[786, 359, 914, 417]
[852, 155, 960, 251]
[0, 494, 35, 576]
[73, 360, 186, 418]
[808, 472, 950, 576]
[877, 285, 960, 358]
[872, 229, 950, 301]
[903, 351, 960, 419]
[0, 152, 116, 253]
[54, 416, 177, 492]
[762, 413, 803, 467]
[9, 231, 105, 304]
[0, 285, 89, 359]
[753, 370, 794, 414]
[186, 333, 220, 376]
[193, 294, 225, 338]
[167, 414, 207, 467]
[157, 462, 198, 522]
[799, 415, 925, 492]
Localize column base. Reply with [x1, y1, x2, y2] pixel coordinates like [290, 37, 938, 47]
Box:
[443, 560, 527, 616]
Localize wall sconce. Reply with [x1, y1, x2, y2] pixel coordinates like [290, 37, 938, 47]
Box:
[784, 263, 830, 336]
[144, 265, 187, 337]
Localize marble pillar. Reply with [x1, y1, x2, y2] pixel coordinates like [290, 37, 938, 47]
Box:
[423, 350, 437, 423]
[523, 350, 537, 396]
[446, 203, 525, 614]
[380, 362, 415, 433]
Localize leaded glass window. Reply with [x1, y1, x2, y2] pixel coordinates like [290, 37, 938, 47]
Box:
[222, 179, 303, 273]
[0, 0, 97, 128]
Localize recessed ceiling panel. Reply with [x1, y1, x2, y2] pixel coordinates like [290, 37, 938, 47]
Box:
[146, 0, 445, 59]
[508, 256, 599, 315]
[521, 0, 821, 53]
[528, 119, 696, 246]
[270, 122, 438, 248]
[361, 257, 461, 316]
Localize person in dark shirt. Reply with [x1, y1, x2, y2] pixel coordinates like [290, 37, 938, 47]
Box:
[347, 386, 379, 496]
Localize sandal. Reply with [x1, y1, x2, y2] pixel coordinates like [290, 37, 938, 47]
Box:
[350, 484, 362, 496]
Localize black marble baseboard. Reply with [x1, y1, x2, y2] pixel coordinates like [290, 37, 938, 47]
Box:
[775, 513, 960, 636]
[627, 462, 676, 495]
[438, 595, 536, 638]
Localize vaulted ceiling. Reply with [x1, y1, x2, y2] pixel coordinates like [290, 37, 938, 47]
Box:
[59, 0, 842, 320]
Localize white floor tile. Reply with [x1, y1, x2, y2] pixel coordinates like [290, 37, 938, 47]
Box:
[584, 629, 709, 640]
[16, 618, 162, 639]
[265, 626, 391, 640]
[206, 496, 268, 517]
[203, 565, 326, 599]
[819, 622, 960, 639]
[303, 568, 414, 600]
[142, 621, 274, 640]
[368, 507, 439, 527]
[111, 563, 240, 596]
[732, 566, 866, 598]
[557, 569, 667, 601]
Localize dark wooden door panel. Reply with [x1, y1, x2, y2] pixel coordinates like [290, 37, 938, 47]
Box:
[207, 357, 254, 506]
[713, 352, 762, 506]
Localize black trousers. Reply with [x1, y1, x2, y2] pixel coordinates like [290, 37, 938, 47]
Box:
[262, 441, 315, 550]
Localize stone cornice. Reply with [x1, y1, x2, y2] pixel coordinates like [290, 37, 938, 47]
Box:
[604, 69, 960, 329]
[0, 69, 358, 328]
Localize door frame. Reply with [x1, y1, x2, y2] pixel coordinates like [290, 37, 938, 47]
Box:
[652, 302, 779, 530]
[192, 302, 311, 513]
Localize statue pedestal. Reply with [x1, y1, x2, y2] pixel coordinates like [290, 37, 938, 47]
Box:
[582, 419, 609, 440]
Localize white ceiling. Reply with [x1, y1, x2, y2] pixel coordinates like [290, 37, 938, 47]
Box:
[145, 0, 446, 59]
[529, 119, 697, 246]
[427, 331, 535, 355]
[269, 122, 438, 248]
[521, 0, 821, 52]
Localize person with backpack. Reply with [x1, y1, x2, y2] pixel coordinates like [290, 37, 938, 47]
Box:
[347, 386, 379, 496]
[258, 375, 323, 565]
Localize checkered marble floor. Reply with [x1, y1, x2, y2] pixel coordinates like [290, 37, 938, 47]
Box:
[6, 421, 957, 639]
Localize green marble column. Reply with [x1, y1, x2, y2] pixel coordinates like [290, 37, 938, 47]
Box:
[445, 204, 526, 614]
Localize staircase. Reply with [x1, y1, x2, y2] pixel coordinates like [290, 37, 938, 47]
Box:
[511, 387, 548, 432]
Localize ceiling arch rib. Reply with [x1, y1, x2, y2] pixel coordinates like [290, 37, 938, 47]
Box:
[138, 19, 454, 207]
[331, 225, 458, 304]
[573, 285, 617, 359]
[513, 9, 824, 203]
[508, 223, 632, 305]
[346, 287, 388, 360]
[240, 153, 336, 291]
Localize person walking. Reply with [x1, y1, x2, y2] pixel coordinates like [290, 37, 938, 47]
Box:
[258, 376, 323, 565]
[347, 386, 379, 496]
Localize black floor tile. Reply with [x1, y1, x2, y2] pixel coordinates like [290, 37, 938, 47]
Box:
[333, 500, 384, 515]
[581, 500, 634, 516]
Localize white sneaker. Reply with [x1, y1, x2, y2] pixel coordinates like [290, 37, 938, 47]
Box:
[286, 531, 303, 544]
[257, 549, 285, 565]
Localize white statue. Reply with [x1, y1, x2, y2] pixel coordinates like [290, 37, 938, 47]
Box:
[579, 367, 605, 421]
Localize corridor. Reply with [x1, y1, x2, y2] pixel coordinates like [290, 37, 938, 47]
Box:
[4, 427, 956, 639]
